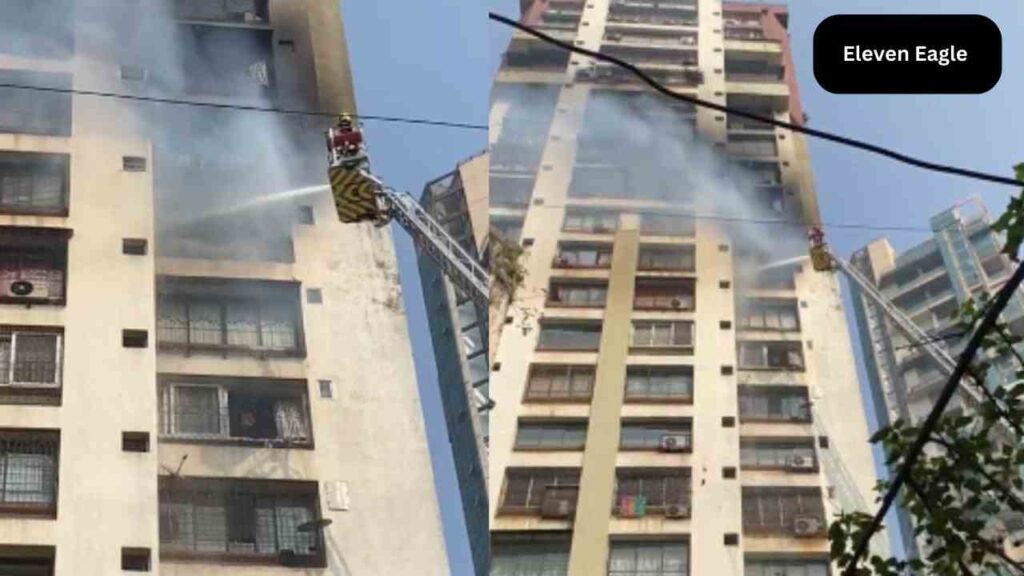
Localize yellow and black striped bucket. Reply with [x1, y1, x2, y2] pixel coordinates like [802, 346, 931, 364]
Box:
[329, 165, 381, 223]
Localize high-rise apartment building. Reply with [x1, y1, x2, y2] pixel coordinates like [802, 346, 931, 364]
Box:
[419, 152, 492, 576]
[849, 198, 1024, 560]
[0, 1, 448, 574]
[488, 2, 882, 574]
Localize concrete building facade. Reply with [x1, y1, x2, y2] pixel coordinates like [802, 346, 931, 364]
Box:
[418, 152, 492, 576]
[0, 0, 449, 574]
[489, 2, 881, 574]
[849, 198, 1024, 560]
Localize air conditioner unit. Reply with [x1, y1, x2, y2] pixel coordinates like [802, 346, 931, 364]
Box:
[658, 434, 691, 453]
[793, 515, 823, 537]
[664, 503, 690, 519]
[2, 279, 49, 300]
[786, 455, 815, 472]
[540, 495, 575, 519]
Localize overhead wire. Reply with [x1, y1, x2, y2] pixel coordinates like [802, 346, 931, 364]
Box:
[0, 82, 487, 131]
[488, 12, 1022, 189]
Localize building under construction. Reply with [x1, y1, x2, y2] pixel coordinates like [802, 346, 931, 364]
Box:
[488, 2, 883, 574]
[0, 0, 449, 573]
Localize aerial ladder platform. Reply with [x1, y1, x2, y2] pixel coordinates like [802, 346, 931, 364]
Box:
[324, 115, 489, 311]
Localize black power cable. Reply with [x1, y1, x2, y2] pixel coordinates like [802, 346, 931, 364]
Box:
[0, 82, 487, 131]
[488, 13, 1021, 189]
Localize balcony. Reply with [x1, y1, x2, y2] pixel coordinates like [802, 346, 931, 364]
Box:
[172, 0, 270, 26]
[603, 29, 698, 51]
[577, 62, 703, 87]
[160, 378, 312, 448]
[156, 278, 305, 358]
[499, 468, 580, 518]
[633, 278, 695, 310]
[0, 227, 69, 306]
[159, 477, 325, 567]
[742, 487, 826, 537]
[614, 468, 691, 519]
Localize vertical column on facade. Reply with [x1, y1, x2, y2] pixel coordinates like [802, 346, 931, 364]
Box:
[567, 217, 639, 576]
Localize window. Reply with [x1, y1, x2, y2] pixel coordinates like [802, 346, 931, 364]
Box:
[563, 209, 619, 233]
[625, 366, 693, 402]
[159, 478, 324, 567]
[631, 321, 693, 350]
[728, 134, 778, 157]
[640, 214, 695, 237]
[554, 243, 613, 268]
[0, 0, 74, 59]
[0, 228, 68, 305]
[752, 265, 796, 289]
[620, 421, 692, 450]
[738, 341, 804, 370]
[615, 469, 691, 514]
[175, 25, 275, 98]
[548, 280, 607, 307]
[0, 548, 54, 575]
[160, 380, 311, 446]
[0, 330, 62, 390]
[525, 365, 595, 402]
[492, 533, 570, 576]
[157, 279, 303, 356]
[0, 430, 59, 516]
[515, 420, 587, 450]
[739, 300, 800, 331]
[0, 153, 69, 215]
[0, 70, 71, 136]
[744, 558, 830, 576]
[634, 279, 695, 310]
[537, 322, 601, 351]
[500, 469, 580, 513]
[637, 246, 695, 271]
[608, 541, 689, 576]
[740, 438, 816, 470]
[738, 386, 811, 422]
[741, 488, 825, 535]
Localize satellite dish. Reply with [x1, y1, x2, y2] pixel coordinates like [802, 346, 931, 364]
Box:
[296, 518, 333, 533]
[9, 280, 34, 296]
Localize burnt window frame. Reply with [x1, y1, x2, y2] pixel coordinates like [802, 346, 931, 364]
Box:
[158, 376, 314, 449]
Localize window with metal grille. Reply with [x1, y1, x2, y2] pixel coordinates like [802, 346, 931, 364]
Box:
[634, 279, 695, 311]
[159, 477, 324, 567]
[608, 540, 689, 576]
[562, 209, 619, 233]
[547, 280, 607, 308]
[620, 421, 692, 450]
[157, 280, 303, 356]
[500, 468, 580, 513]
[614, 469, 691, 513]
[515, 420, 587, 450]
[738, 299, 800, 331]
[0, 330, 62, 389]
[738, 341, 804, 370]
[525, 365, 595, 402]
[738, 386, 811, 422]
[741, 487, 825, 535]
[0, 154, 69, 216]
[625, 366, 693, 402]
[740, 438, 816, 470]
[0, 228, 68, 304]
[553, 243, 613, 268]
[630, 321, 693, 350]
[160, 380, 311, 446]
[537, 322, 602, 351]
[639, 214, 696, 237]
[744, 557, 830, 576]
[637, 245, 695, 271]
[0, 430, 59, 516]
[492, 532, 570, 576]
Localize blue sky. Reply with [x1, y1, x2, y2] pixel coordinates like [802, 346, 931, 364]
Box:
[341, 1, 1021, 572]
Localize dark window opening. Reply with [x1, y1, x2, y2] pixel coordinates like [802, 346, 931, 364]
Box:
[122, 431, 151, 453]
[175, 25, 275, 99]
[121, 547, 151, 571]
